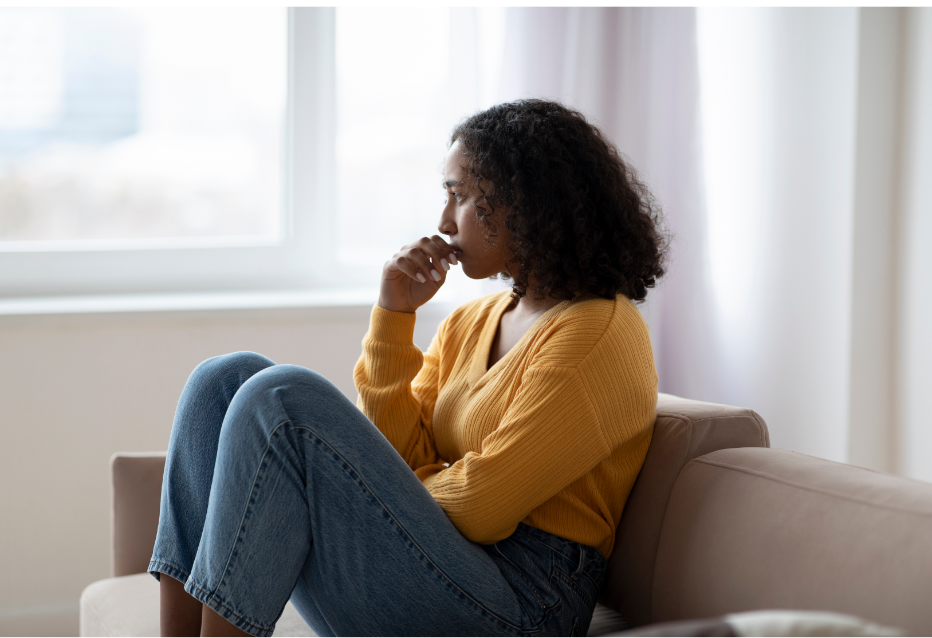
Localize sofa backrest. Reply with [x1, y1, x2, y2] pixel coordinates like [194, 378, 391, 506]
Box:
[111, 451, 167, 577]
[600, 393, 770, 626]
[653, 447, 932, 636]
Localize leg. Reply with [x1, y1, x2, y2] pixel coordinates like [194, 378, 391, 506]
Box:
[160, 574, 203, 637]
[149, 352, 276, 637]
[160, 575, 250, 637]
[202, 604, 250, 637]
[184, 365, 603, 637]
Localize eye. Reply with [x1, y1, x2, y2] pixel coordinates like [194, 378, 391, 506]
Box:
[451, 191, 465, 202]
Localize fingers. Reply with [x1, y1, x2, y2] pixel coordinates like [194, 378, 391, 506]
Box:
[407, 246, 444, 284]
[390, 236, 457, 285]
[392, 254, 429, 284]
[421, 235, 461, 281]
[421, 235, 456, 273]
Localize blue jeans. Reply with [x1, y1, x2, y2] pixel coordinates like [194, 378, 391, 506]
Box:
[148, 352, 607, 637]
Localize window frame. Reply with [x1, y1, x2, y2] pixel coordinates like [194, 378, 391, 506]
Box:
[0, 8, 339, 298]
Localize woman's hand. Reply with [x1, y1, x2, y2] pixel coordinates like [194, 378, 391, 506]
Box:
[378, 236, 459, 313]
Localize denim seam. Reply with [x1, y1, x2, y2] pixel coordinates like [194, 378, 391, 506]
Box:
[194, 419, 290, 637]
[492, 543, 553, 619]
[147, 559, 191, 585]
[513, 527, 576, 563]
[552, 567, 594, 609]
[294, 424, 540, 634]
[216, 420, 282, 587]
[573, 546, 605, 591]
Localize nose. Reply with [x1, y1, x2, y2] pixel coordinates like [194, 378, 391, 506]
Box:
[438, 198, 456, 236]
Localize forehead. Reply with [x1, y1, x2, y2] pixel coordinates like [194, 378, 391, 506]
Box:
[443, 140, 468, 182]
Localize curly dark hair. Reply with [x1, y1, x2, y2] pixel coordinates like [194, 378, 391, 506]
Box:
[450, 99, 668, 303]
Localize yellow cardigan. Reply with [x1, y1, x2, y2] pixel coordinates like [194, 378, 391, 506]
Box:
[353, 291, 657, 558]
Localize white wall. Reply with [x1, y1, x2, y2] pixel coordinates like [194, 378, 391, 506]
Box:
[0, 299, 452, 636]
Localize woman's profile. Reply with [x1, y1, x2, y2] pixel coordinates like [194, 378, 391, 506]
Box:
[148, 99, 667, 637]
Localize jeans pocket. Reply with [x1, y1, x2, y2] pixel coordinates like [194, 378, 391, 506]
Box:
[548, 545, 605, 635]
[550, 562, 595, 609]
[573, 544, 607, 599]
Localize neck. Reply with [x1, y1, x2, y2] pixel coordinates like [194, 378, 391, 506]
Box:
[509, 277, 563, 318]
[499, 268, 563, 317]
[515, 294, 561, 316]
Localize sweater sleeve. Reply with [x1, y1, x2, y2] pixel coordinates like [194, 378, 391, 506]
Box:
[353, 305, 442, 469]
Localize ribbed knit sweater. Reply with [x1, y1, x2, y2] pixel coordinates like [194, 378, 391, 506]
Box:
[353, 290, 657, 558]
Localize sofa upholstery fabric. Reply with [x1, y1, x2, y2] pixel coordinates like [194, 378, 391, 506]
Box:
[653, 447, 932, 635]
[112, 452, 166, 577]
[603, 393, 769, 625]
[79, 573, 314, 637]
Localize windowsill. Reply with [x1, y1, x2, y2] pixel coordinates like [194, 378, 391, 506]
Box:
[0, 288, 381, 316]
[0, 287, 466, 317]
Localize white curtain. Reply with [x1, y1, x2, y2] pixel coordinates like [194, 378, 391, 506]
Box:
[481, 7, 932, 481]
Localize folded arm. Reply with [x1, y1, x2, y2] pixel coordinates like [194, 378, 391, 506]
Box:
[353, 305, 443, 469]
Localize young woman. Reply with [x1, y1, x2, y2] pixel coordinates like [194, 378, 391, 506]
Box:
[149, 99, 667, 637]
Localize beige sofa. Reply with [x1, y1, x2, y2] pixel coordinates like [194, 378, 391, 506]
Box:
[80, 394, 932, 636]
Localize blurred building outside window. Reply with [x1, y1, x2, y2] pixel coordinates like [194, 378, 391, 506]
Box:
[0, 7, 507, 301]
[0, 7, 285, 243]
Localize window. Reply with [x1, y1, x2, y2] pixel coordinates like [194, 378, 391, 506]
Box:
[0, 8, 285, 242]
[0, 8, 507, 301]
[332, 8, 507, 304]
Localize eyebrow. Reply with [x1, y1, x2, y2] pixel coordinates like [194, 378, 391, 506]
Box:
[443, 179, 464, 189]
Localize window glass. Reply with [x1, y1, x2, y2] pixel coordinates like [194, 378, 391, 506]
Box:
[0, 8, 286, 243]
[335, 7, 506, 266]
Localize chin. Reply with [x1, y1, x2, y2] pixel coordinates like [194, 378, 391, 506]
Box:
[461, 264, 495, 280]
[459, 263, 481, 279]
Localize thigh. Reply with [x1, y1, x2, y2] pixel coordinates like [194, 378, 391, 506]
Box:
[218, 365, 546, 636]
[164, 351, 277, 492]
[150, 351, 276, 582]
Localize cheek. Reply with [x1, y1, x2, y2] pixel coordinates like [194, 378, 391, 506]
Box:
[462, 207, 491, 237]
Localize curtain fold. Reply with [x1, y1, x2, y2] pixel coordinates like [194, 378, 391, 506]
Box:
[486, 7, 931, 479]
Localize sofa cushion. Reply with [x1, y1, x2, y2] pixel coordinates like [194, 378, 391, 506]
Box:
[602, 393, 769, 626]
[79, 573, 316, 637]
[652, 448, 932, 636]
[80, 573, 636, 637]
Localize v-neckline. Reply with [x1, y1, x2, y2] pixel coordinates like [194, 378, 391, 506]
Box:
[467, 293, 570, 388]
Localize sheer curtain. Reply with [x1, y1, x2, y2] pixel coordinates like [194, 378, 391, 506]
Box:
[482, 7, 932, 480]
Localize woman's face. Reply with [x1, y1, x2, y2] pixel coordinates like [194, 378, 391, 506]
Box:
[438, 139, 512, 280]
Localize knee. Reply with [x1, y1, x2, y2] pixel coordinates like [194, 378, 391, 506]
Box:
[235, 365, 348, 422]
[188, 351, 276, 395]
[240, 365, 338, 402]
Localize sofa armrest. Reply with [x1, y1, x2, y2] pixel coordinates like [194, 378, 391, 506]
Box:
[111, 452, 167, 577]
[600, 393, 770, 627]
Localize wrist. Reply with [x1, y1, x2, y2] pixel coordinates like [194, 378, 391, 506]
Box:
[377, 297, 416, 314]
